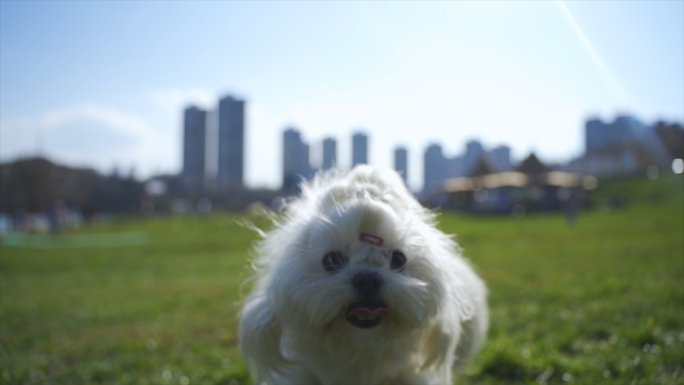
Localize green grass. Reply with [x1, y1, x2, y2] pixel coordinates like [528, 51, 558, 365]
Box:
[1, 174, 683, 385]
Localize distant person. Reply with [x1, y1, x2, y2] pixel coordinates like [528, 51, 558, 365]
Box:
[564, 191, 578, 225]
[12, 209, 26, 231]
[47, 205, 60, 234]
[47, 200, 67, 234]
[81, 205, 98, 224]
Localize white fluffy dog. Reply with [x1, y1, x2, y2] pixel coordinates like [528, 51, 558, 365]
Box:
[239, 166, 488, 385]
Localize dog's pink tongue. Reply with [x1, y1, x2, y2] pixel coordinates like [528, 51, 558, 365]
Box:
[347, 307, 388, 318]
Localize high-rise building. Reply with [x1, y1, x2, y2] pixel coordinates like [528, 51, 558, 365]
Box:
[352, 132, 368, 166]
[394, 147, 408, 183]
[580, 115, 671, 175]
[447, 157, 463, 179]
[489, 145, 513, 172]
[423, 144, 448, 193]
[182, 106, 207, 194]
[584, 115, 669, 157]
[585, 117, 638, 153]
[461, 140, 485, 177]
[283, 128, 313, 192]
[322, 137, 337, 170]
[217, 95, 245, 189]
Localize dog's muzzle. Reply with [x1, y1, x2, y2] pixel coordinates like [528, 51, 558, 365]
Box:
[346, 300, 388, 328]
[347, 271, 387, 328]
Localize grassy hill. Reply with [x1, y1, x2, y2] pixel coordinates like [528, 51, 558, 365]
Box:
[1, 173, 682, 384]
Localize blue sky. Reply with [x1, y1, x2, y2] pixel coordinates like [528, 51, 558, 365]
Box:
[1, 1, 682, 190]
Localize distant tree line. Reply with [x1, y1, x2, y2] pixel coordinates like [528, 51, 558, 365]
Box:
[0, 157, 144, 215]
[0, 157, 283, 215]
[654, 121, 684, 160]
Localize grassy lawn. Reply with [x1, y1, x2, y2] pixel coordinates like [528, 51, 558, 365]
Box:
[1, 174, 682, 385]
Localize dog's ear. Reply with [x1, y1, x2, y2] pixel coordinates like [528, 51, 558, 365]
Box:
[239, 294, 286, 383]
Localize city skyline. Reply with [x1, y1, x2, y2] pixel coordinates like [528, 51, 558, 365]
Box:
[273, 112, 681, 194]
[1, 1, 683, 192]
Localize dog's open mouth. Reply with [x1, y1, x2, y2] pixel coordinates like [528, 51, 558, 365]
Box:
[346, 300, 388, 328]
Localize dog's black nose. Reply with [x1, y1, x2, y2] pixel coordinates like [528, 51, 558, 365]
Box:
[351, 271, 384, 297]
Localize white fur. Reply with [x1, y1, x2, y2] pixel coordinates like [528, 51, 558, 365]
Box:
[239, 166, 488, 385]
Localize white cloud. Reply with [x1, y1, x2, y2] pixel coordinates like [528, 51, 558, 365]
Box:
[39, 103, 155, 139]
[1, 89, 226, 179]
[0, 103, 165, 177]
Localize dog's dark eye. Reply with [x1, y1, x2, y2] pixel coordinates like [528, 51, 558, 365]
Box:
[390, 251, 406, 270]
[322, 251, 347, 273]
